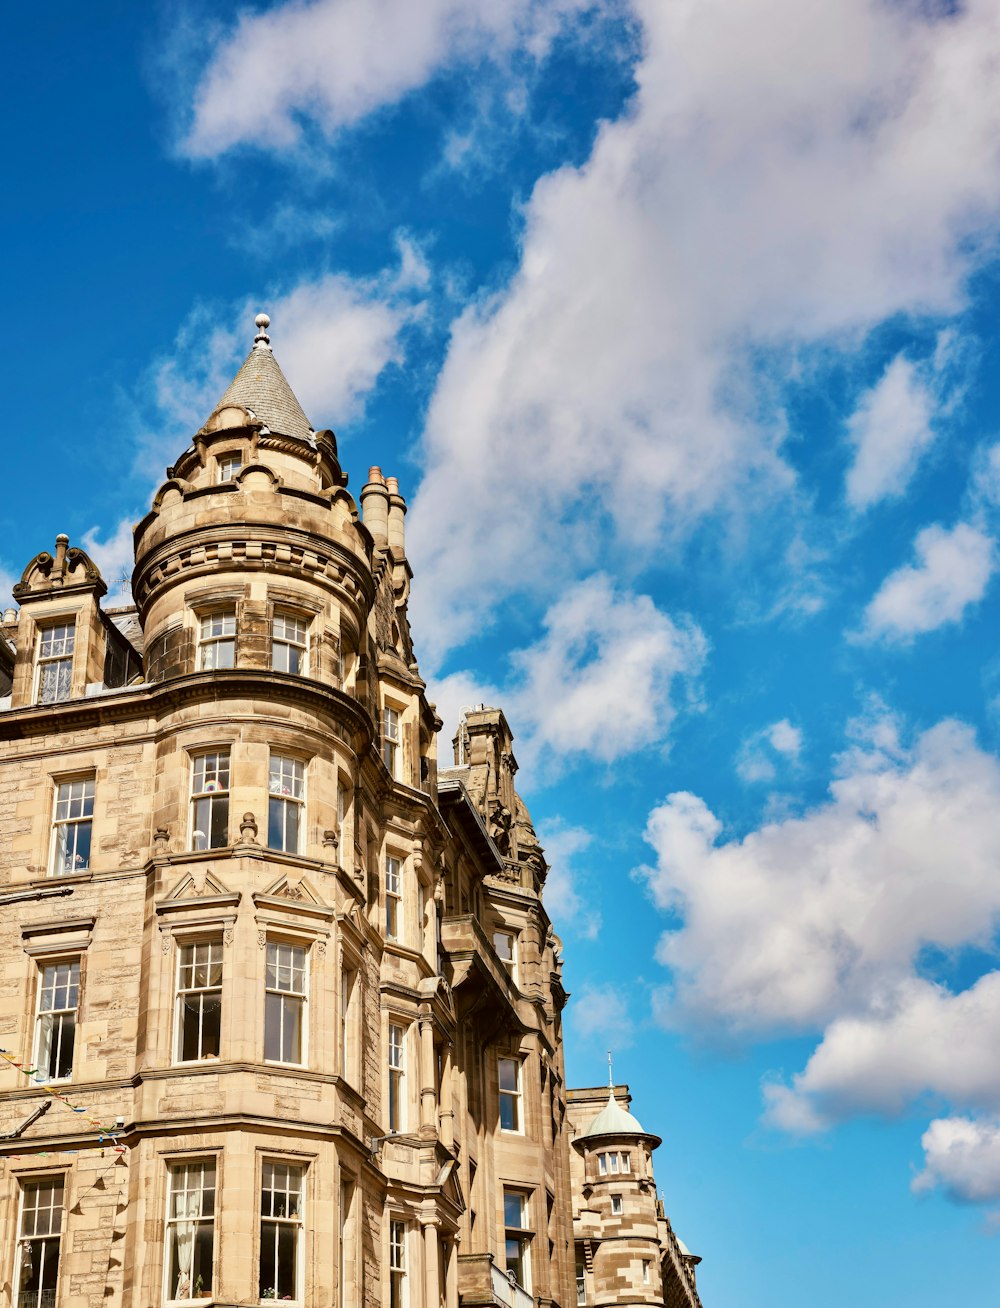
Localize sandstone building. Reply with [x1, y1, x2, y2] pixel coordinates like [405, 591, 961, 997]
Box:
[0, 315, 704, 1308]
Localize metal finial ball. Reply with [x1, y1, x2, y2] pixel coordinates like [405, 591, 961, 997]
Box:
[255, 313, 270, 329]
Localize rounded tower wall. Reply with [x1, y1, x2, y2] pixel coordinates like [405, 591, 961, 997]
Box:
[134, 436, 374, 692]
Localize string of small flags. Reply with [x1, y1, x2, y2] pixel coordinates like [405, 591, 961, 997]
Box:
[0, 1047, 127, 1155]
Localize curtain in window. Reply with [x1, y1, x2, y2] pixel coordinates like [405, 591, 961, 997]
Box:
[174, 1188, 202, 1300]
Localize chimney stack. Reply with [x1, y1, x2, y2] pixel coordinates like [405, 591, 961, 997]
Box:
[360, 466, 390, 549]
[386, 476, 406, 558]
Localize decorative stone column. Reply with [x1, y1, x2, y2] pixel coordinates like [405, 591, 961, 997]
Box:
[421, 1216, 441, 1308]
[420, 1012, 437, 1131]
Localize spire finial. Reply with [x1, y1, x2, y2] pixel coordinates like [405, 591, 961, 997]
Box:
[607, 1049, 614, 1090]
[254, 312, 271, 350]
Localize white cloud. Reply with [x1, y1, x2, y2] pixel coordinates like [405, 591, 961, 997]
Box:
[640, 716, 1000, 1036]
[569, 982, 635, 1049]
[82, 518, 137, 599]
[862, 522, 996, 642]
[137, 266, 420, 483]
[508, 575, 707, 771]
[736, 718, 803, 783]
[435, 577, 705, 782]
[181, 0, 601, 158]
[0, 566, 16, 613]
[537, 819, 600, 939]
[914, 1117, 1000, 1207]
[971, 441, 1000, 510]
[844, 354, 938, 510]
[764, 974, 1000, 1132]
[639, 713, 1000, 1197]
[427, 669, 501, 761]
[407, 0, 1000, 659]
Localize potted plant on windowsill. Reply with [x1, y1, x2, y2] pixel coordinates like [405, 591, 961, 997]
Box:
[195, 1273, 211, 1298]
[261, 1290, 277, 1300]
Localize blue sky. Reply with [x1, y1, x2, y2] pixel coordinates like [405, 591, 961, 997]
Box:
[6, 0, 1000, 1301]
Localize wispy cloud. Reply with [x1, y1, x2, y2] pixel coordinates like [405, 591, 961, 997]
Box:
[430, 576, 707, 784]
[179, 0, 605, 159]
[736, 718, 803, 784]
[569, 981, 635, 1049]
[405, 0, 1000, 660]
[536, 818, 601, 940]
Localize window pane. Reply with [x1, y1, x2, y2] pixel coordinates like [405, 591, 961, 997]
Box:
[269, 756, 304, 798]
[503, 1192, 525, 1229]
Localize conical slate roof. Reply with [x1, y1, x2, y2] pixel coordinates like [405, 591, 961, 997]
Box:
[579, 1088, 647, 1139]
[209, 318, 313, 443]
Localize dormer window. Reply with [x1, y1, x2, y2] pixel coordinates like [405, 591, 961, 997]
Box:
[217, 452, 243, 482]
[35, 620, 75, 703]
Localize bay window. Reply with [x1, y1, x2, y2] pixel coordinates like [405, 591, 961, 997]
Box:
[268, 755, 304, 854]
[503, 1190, 531, 1290]
[389, 1220, 407, 1308]
[176, 940, 222, 1062]
[264, 941, 307, 1064]
[165, 1160, 216, 1303]
[385, 856, 401, 941]
[198, 611, 236, 670]
[382, 707, 400, 777]
[259, 1161, 304, 1303]
[191, 750, 230, 850]
[498, 1057, 522, 1132]
[271, 612, 308, 675]
[388, 1023, 406, 1132]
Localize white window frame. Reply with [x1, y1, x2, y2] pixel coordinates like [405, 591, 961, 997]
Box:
[492, 930, 517, 984]
[35, 620, 75, 704]
[388, 1023, 406, 1133]
[271, 611, 309, 676]
[498, 1057, 522, 1133]
[503, 1189, 531, 1291]
[385, 856, 402, 942]
[175, 940, 223, 1064]
[611, 1194, 623, 1216]
[34, 959, 80, 1083]
[382, 706, 400, 778]
[50, 777, 94, 876]
[389, 1219, 408, 1308]
[598, 1153, 607, 1176]
[641, 1260, 650, 1286]
[16, 1175, 65, 1308]
[190, 750, 231, 851]
[197, 610, 236, 671]
[217, 452, 242, 482]
[621, 1152, 631, 1174]
[164, 1159, 217, 1304]
[259, 1160, 305, 1304]
[264, 941, 307, 1066]
[268, 754, 305, 854]
[576, 1260, 586, 1306]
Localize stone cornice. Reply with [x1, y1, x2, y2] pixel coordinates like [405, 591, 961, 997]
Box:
[132, 518, 375, 617]
[0, 669, 376, 749]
